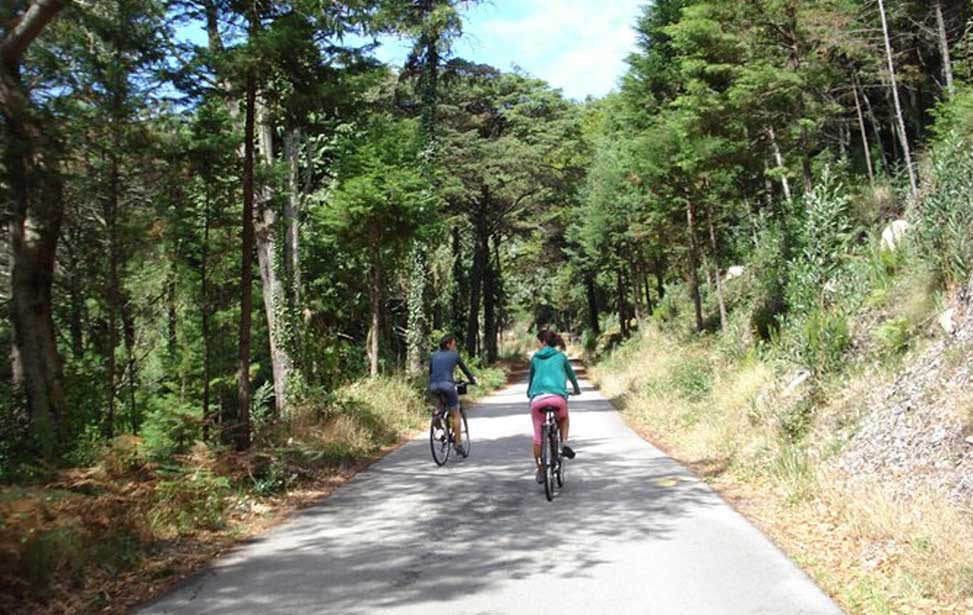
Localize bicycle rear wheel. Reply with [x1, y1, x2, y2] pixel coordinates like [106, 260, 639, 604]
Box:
[541, 424, 555, 501]
[456, 409, 470, 458]
[430, 413, 450, 466]
[550, 426, 563, 491]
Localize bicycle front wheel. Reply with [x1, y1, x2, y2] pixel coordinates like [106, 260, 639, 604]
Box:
[430, 414, 450, 466]
[541, 424, 555, 501]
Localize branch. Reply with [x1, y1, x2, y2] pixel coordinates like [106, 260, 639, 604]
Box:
[1, 0, 67, 67]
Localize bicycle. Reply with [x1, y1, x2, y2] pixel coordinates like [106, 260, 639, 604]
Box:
[538, 402, 567, 501]
[429, 381, 471, 466]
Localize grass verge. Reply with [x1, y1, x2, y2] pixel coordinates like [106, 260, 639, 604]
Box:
[592, 326, 973, 615]
[0, 365, 512, 615]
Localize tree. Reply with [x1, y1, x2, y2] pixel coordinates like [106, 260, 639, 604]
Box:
[0, 0, 68, 457]
[321, 115, 432, 376]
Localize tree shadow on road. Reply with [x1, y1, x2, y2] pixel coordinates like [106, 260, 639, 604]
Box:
[137, 419, 720, 615]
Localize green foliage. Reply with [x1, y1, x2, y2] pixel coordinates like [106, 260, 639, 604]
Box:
[914, 130, 973, 286]
[783, 309, 851, 376]
[102, 435, 148, 478]
[874, 317, 911, 355]
[152, 469, 230, 533]
[140, 396, 203, 462]
[669, 357, 713, 402]
[748, 220, 790, 340]
[787, 171, 855, 314]
[18, 524, 87, 590]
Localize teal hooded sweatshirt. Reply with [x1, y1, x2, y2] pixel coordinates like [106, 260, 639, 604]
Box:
[527, 346, 581, 400]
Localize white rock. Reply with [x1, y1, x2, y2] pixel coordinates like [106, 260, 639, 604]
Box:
[939, 308, 956, 335]
[725, 266, 746, 281]
[881, 219, 910, 251]
[965, 436, 973, 446]
[783, 370, 812, 396]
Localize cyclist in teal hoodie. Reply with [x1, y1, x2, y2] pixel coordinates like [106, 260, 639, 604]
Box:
[527, 330, 581, 483]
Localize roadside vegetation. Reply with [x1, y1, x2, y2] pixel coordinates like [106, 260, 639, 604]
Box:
[5, 1, 973, 614]
[590, 88, 973, 615]
[0, 365, 507, 615]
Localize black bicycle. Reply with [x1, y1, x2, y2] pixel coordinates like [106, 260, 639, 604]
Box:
[539, 403, 567, 501]
[429, 381, 471, 466]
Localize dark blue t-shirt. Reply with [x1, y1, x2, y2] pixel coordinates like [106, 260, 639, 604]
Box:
[428, 350, 474, 385]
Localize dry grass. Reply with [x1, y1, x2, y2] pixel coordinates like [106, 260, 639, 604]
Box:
[592, 325, 973, 615]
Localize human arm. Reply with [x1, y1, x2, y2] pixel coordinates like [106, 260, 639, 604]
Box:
[527, 360, 535, 398]
[564, 357, 581, 396]
[457, 355, 477, 385]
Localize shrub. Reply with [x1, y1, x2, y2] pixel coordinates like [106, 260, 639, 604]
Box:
[748, 219, 790, 340]
[874, 317, 911, 355]
[140, 395, 203, 461]
[787, 170, 855, 315]
[152, 468, 230, 533]
[101, 435, 147, 478]
[782, 308, 850, 376]
[669, 356, 713, 402]
[18, 523, 87, 590]
[913, 130, 973, 286]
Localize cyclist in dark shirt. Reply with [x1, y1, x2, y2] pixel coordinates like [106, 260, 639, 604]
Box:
[429, 335, 476, 452]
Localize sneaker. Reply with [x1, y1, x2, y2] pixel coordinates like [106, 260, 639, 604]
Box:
[535, 469, 544, 484]
[561, 445, 576, 459]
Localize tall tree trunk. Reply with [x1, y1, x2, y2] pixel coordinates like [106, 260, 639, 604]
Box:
[800, 131, 814, 194]
[166, 274, 177, 359]
[878, 0, 919, 198]
[465, 213, 487, 357]
[935, 0, 955, 96]
[405, 244, 429, 372]
[859, 82, 889, 172]
[0, 1, 68, 456]
[121, 301, 138, 432]
[629, 256, 643, 322]
[851, 76, 875, 184]
[767, 126, 793, 204]
[406, 17, 442, 373]
[685, 201, 704, 333]
[105, 154, 122, 437]
[705, 202, 727, 330]
[201, 193, 212, 441]
[283, 127, 302, 307]
[367, 258, 382, 377]
[616, 268, 629, 337]
[204, 0, 223, 53]
[450, 226, 466, 339]
[236, 60, 256, 451]
[654, 257, 666, 300]
[483, 238, 498, 364]
[254, 102, 294, 416]
[584, 271, 600, 335]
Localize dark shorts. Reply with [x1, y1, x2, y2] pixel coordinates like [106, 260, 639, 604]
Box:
[429, 382, 459, 410]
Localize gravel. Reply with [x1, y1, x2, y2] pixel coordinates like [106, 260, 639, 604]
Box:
[838, 288, 973, 504]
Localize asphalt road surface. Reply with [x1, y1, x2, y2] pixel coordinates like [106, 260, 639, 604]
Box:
[138, 372, 845, 615]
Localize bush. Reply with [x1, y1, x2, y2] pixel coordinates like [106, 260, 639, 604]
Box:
[874, 317, 911, 355]
[914, 130, 973, 286]
[782, 308, 850, 376]
[748, 220, 790, 340]
[140, 395, 203, 461]
[101, 435, 147, 478]
[152, 468, 230, 533]
[787, 170, 854, 315]
[669, 356, 713, 402]
[18, 523, 87, 590]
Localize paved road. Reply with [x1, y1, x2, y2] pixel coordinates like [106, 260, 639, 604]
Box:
[138, 374, 845, 615]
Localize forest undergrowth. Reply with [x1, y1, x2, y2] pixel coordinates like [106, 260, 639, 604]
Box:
[0, 365, 508, 615]
[593, 254, 973, 615]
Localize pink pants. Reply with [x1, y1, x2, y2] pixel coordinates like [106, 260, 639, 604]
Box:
[530, 394, 568, 445]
